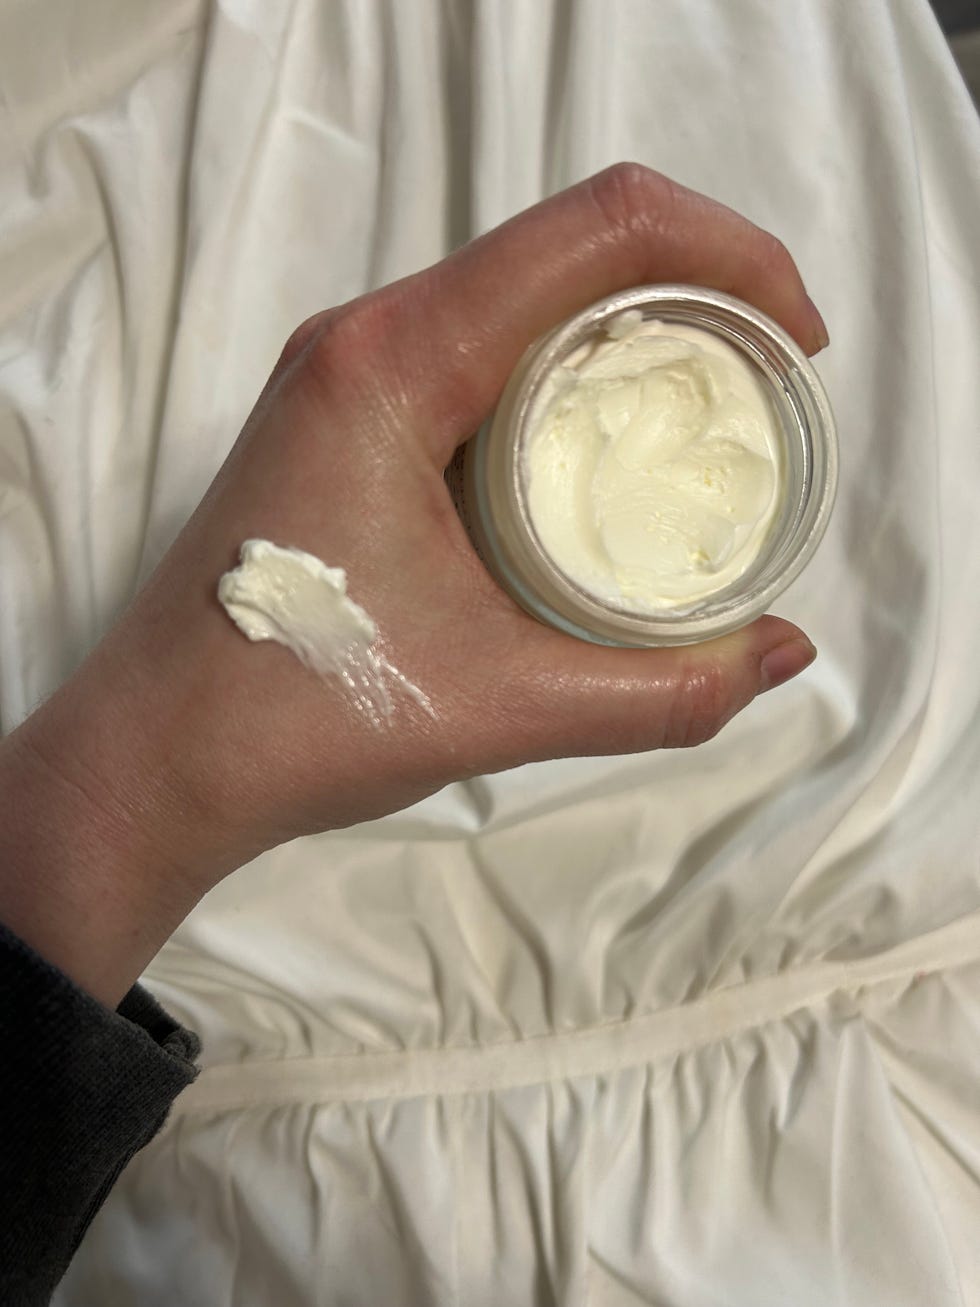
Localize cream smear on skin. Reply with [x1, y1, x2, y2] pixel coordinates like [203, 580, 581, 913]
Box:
[218, 540, 432, 725]
[523, 311, 782, 612]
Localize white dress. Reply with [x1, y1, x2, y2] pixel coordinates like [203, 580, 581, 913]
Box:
[1, 2, 979, 1303]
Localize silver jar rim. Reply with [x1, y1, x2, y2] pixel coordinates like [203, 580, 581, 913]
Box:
[466, 285, 838, 648]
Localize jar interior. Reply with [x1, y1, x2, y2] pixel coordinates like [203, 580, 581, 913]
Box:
[502, 294, 828, 643]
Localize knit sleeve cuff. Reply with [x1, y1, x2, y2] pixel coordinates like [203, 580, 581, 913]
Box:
[0, 921, 200, 1306]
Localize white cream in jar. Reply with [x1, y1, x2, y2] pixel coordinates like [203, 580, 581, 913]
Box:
[523, 312, 782, 612]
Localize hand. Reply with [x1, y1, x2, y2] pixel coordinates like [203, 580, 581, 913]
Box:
[0, 165, 825, 1005]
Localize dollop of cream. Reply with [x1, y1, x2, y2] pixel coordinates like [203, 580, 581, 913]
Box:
[523, 315, 782, 611]
[218, 540, 432, 725]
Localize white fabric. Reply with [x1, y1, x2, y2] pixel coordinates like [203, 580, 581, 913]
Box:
[2, 0, 979, 1303]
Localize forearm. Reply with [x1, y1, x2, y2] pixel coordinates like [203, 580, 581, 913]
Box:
[0, 745, 180, 1009]
[0, 655, 213, 1302]
[0, 645, 219, 1008]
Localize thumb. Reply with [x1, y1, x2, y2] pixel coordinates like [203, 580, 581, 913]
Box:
[500, 615, 816, 763]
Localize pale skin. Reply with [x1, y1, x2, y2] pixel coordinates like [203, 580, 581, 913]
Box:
[0, 165, 826, 1009]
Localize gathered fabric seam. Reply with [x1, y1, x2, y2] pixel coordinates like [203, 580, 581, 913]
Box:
[165, 911, 980, 1118]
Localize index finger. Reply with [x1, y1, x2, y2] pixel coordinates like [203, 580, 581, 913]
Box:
[310, 164, 828, 465]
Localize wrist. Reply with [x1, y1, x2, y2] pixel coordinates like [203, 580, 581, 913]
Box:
[0, 645, 230, 1007]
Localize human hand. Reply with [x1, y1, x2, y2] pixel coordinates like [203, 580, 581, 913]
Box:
[0, 165, 826, 1004]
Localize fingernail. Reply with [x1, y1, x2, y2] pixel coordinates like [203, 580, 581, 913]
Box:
[806, 296, 830, 352]
[759, 638, 816, 694]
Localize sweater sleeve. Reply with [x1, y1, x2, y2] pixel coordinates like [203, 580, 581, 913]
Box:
[0, 921, 200, 1307]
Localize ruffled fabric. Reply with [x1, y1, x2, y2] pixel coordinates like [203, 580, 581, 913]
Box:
[1, 0, 978, 1302]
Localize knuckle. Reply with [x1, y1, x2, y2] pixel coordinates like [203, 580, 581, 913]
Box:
[279, 310, 333, 369]
[754, 229, 796, 278]
[664, 660, 737, 749]
[588, 161, 674, 243]
[297, 293, 399, 388]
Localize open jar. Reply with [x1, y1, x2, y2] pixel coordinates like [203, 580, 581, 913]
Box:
[448, 285, 837, 648]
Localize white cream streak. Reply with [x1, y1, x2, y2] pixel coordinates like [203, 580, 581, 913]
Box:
[217, 540, 433, 726]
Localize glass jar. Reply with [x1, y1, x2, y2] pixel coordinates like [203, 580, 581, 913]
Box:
[448, 284, 838, 648]
[449, 290, 841, 648]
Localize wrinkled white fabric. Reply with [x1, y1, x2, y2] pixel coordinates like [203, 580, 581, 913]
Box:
[1, 0, 979, 1303]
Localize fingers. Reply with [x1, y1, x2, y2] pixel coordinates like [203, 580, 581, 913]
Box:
[489, 615, 815, 766]
[301, 164, 827, 465]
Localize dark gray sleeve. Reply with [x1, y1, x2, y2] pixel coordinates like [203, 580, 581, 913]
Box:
[0, 921, 200, 1307]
